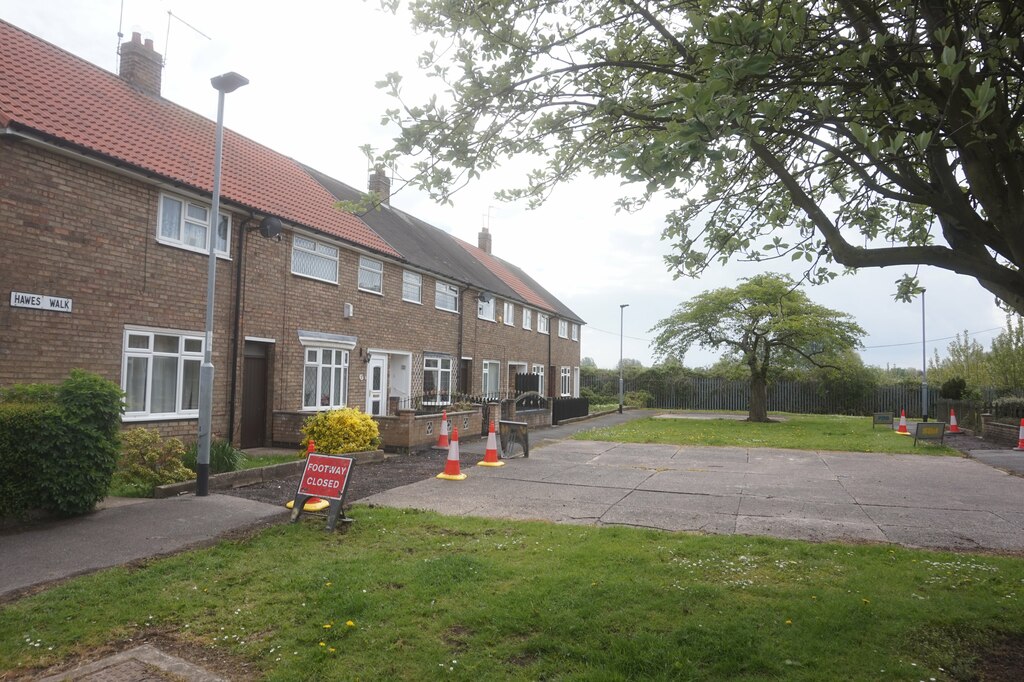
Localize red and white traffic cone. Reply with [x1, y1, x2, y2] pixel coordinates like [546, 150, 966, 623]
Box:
[1014, 418, 1024, 451]
[436, 427, 467, 480]
[948, 409, 962, 434]
[436, 410, 450, 449]
[477, 420, 505, 467]
[286, 440, 328, 511]
[896, 409, 910, 435]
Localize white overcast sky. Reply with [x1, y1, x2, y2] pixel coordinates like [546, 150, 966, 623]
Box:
[1, 0, 1009, 371]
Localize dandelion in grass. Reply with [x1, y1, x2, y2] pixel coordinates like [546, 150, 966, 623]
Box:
[319, 642, 326, 647]
[346, 620, 356, 627]
[323, 623, 332, 629]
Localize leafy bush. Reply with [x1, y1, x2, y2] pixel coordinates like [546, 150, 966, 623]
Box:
[182, 438, 244, 474]
[623, 390, 655, 408]
[301, 408, 381, 454]
[939, 377, 967, 400]
[991, 396, 1024, 424]
[113, 428, 195, 495]
[0, 370, 122, 517]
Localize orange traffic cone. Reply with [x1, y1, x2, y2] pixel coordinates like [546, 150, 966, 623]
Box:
[478, 420, 505, 467]
[896, 409, 910, 435]
[437, 427, 467, 480]
[948, 409, 961, 434]
[1014, 419, 1024, 451]
[436, 410, 450, 449]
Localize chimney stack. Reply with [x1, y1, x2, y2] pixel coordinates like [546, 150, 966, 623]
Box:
[368, 166, 391, 206]
[478, 226, 492, 254]
[119, 32, 163, 97]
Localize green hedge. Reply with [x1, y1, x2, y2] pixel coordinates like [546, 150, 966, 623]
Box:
[0, 370, 123, 518]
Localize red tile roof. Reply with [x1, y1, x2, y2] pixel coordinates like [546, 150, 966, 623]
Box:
[0, 20, 400, 258]
[454, 238, 556, 313]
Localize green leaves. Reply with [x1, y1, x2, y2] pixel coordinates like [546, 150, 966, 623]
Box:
[381, 0, 1024, 313]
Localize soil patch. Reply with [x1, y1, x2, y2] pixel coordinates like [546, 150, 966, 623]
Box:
[221, 447, 483, 509]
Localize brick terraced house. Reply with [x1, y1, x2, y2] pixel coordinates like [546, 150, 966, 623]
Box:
[0, 20, 583, 449]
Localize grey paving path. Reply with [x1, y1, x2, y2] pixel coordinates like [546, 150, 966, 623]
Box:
[0, 495, 288, 599]
[363, 441, 1024, 552]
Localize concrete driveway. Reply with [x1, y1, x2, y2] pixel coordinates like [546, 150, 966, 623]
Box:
[363, 440, 1024, 552]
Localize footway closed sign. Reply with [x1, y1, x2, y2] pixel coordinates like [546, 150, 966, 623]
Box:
[298, 454, 353, 500]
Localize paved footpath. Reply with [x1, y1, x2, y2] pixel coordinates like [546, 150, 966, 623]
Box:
[365, 440, 1024, 552]
[0, 495, 287, 599]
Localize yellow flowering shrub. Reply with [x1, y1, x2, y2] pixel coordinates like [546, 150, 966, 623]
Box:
[300, 408, 381, 455]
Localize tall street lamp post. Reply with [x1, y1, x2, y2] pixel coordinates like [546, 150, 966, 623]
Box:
[921, 290, 928, 422]
[619, 303, 629, 414]
[197, 71, 248, 497]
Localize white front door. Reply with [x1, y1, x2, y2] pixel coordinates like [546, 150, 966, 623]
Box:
[366, 354, 388, 416]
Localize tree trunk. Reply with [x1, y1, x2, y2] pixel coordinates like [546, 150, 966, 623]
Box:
[749, 372, 769, 422]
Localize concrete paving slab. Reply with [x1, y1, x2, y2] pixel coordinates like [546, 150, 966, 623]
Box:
[638, 470, 746, 496]
[537, 463, 658, 489]
[737, 497, 876, 525]
[600, 505, 738, 534]
[742, 474, 855, 503]
[615, 489, 741, 515]
[736, 516, 889, 544]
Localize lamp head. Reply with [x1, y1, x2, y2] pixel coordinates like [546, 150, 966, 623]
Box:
[211, 72, 249, 94]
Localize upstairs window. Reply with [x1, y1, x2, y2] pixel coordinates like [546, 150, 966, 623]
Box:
[523, 308, 532, 330]
[358, 256, 383, 294]
[158, 194, 230, 257]
[292, 235, 339, 283]
[503, 301, 515, 326]
[436, 281, 459, 312]
[403, 271, 422, 303]
[538, 313, 550, 335]
[478, 295, 495, 321]
[558, 319, 569, 338]
[571, 323, 579, 341]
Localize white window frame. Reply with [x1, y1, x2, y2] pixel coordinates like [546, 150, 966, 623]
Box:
[558, 319, 569, 338]
[538, 313, 550, 335]
[533, 363, 545, 397]
[424, 355, 453, 405]
[157, 193, 230, 258]
[302, 347, 349, 410]
[122, 327, 204, 421]
[571, 323, 579, 341]
[435, 281, 459, 313]
[573, 367, 580, 398]
[402, 271, 422, 304]
[291, 235, 339, 284]
[523, 308, 532, 330]
[481, 360, 500, 399]
[560, 366, 572, 397]
[477, 296, 496, 321]
[358, 256, 384, 295]
[503, 301, 515, 326]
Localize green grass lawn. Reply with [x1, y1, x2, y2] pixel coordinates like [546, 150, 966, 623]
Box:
[237, 454, 301, 470]
[1, 508, 1020, 680]
[574, 413, 957, 454]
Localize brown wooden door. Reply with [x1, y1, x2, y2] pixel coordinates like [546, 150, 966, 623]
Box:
[241, 348, 268, 449]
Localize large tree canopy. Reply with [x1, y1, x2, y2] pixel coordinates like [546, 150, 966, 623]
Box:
[379, 1, 1024, 310]
[651, 273, 865, 420]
